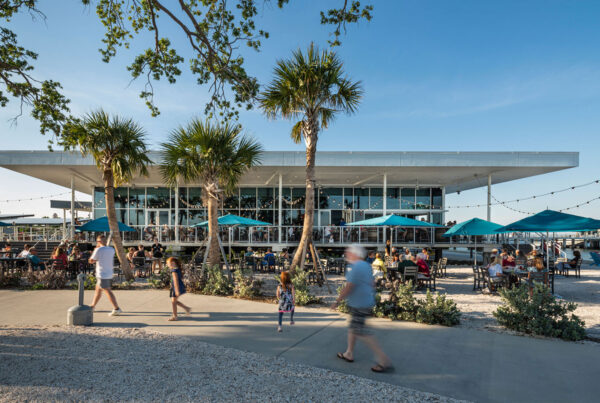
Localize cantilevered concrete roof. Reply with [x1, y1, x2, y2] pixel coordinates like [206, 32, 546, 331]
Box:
[0, 150, 578, 194]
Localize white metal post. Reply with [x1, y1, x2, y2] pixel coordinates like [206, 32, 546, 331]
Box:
[62, 209, 67, 240]
[70, 175, 75, 240]
[487, 174, 492, 222]
[174, 185, 180, 244]
[278, 173, 282, 244]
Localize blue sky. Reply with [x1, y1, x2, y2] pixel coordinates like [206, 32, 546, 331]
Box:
[1, 0, 599, 223]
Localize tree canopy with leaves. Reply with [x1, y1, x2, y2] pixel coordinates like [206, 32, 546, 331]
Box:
[0, 0, 373, 141]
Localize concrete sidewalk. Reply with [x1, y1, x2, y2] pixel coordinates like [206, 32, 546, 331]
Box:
[1, 289, 599, 403]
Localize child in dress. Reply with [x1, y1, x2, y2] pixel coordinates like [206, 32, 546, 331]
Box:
[166, 257, 191, 321]
[276, 271, 295, 333]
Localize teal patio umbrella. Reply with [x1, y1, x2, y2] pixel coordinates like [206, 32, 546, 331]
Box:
[346, 214, 441, 228]
[77, 216, 136, 232]
[443, 218, 505, 266]
[498, 210, 600, 293]
[0, 221, 10, 227]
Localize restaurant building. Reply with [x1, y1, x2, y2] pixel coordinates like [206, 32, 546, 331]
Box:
[0, 150, 578, 249]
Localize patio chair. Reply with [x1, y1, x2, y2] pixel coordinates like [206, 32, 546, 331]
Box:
[419, 264, 436, 291]
[482, 269, 504, 293]
[403, 266, 418, 287]
[438, 257, 448, 277]
[472, 266, 484, 291]
[591, 252, 600, 267]
[48, 259, 66, 274]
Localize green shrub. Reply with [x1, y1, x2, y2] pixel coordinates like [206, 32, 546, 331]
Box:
[202, 265, 233, 296]
[336, 286, 350, 313]
[493, 284, 586, 341]
[234, 269, 263, 299]
[148, 268, 171, 289]
[416, 290, 461, 326]
[374, 281, 419, 321]
[0, 272, 22, 288]
[183, 267, 207, 293]
[26, 270, 67, 289]
[113, 280, 135, 290]
[291, 269, 321, 306]
[84, 274, 97, 290]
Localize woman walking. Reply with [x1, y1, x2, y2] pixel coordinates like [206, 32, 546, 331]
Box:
[276, 271, 295, 333]
[166, 257, 191, 321]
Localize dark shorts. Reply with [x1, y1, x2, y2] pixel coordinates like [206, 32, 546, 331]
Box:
[348, 307, 373, 336]
[170, 288, 186, 298]
[99, 279, 112, 289]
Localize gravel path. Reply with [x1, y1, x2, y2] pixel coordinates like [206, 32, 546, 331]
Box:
[0, 325, 468, 403]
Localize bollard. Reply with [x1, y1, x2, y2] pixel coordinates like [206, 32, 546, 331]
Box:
[67, 273, 93, 326]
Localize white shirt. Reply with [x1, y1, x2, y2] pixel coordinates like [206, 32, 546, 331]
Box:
[417, 252, 428, 261]
[488, 264, 503, 278]
[17, 250, 30, 258]
[90, 246, 115, 279]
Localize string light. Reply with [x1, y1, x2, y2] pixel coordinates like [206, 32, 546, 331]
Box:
[0, 191, 70, 203]
[559, 195, 600, 212]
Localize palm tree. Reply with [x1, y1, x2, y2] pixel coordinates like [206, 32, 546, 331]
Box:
[160, 119, 262, 266]
[62, 110, 151, 280]
[259, 43, 363, 271]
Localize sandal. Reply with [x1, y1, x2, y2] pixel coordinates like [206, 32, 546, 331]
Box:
[168, 316, 178, 321]
[184, 307, 192, 316]
[371, 363, 395, 373]
[336, 352, 354, 363]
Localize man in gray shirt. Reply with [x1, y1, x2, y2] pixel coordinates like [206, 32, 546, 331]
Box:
[332, 244, 393, 373]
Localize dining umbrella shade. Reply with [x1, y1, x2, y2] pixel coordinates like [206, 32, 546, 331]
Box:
[0, 221, 10, 227]
[497, 209, 600, 233]
[346, 214, 441, 227]
[77, 216, 136, 232]
[443, 218, 505, 237]
[192, 214, 272, 227]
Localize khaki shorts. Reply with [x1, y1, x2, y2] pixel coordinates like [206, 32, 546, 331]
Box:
[349, 307, 373, 336]
[99, 279, 112, 289]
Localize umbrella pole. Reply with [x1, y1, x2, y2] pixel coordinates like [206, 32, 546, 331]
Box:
[474, 238, 477, 267]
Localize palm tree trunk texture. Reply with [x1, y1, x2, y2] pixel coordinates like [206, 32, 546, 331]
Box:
[104, 172, 133, 280]
[291, 128, 318, 271]
[206, 191, 221, 267]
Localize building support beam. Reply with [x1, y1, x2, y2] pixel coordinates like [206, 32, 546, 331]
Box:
[70, 175, 75, 240]
[383, 173, 387, 246]
[278, 173, 282, 244]
[174, 184, 180, 243]
[487, 174, 492, 221]
[62, 209, 67, 240]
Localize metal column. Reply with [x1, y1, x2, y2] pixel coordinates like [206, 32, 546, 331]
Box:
[62, 209, 67, 240]
[487, 174, 492, 221]
[383, 173, 387, 245]
[174, 184, 179, 243]
[70, 176, 75, 240]
[278, 173, 282, 244]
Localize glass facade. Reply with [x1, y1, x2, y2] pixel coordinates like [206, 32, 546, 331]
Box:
[93, 185, 446, 230]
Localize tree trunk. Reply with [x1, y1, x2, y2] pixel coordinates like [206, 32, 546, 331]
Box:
[206, 189, 221, 267]
[291, 120, 318, 272]
[104, 172, 133, 280]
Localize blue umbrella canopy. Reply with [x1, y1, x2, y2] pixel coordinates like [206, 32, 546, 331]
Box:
[497, 209, 600, 233]
[192, 214, 272, 228]
[443, 218, 505, 237]
[77, 216, 136, 232]
[346, 214, 441, 227]
[0, 221, 10, 227]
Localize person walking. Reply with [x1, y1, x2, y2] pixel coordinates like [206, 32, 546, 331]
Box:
[167, 257, 191, 321]
[276, 271, 295, 333]
[89, 234, 122, 316]
[332, 244, 393, 373]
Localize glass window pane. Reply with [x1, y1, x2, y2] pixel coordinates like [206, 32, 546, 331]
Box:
[173, 210, 188, 226]
[281, 187, 292, 204]
[416, 188, 431, 209]
[432, 188, 443, 210]
[319, 187, 343, 209]
[386, 187, 400, 210]
[369, 187, 383, 209]
[129, 188, 145, 209]
[331, 210, 343, 226]
[343, 188, 356, 209]
[239, 209, 256, 219]
[94, 187, 105, 209]
[432, 213, 443, 225]
[292, 188, 306, 207]
[240, 188, 256, 208]
[129, 209, 144, 226]
[188, 210, 206, 225]
[258, 187, 275, 209]
[113, 187, 128, 209]
[114, 209, 128, 224]
[223, 189, 239, 209]
[147, 187, 170, 208]
[257, 209, 274, 224]
[401, 188, 415, 209]
[356, 188, 369, 209]
[188, 188, 203, 207]
[94, 208, 106, 219]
